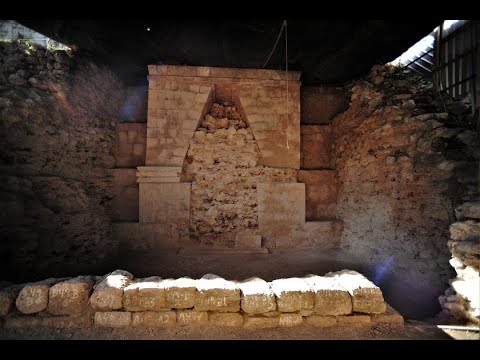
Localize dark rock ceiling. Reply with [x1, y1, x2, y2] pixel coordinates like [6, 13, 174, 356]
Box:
[17, 20, 442, 86]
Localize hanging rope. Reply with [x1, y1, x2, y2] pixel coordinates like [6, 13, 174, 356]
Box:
[262, 20, 287, 69]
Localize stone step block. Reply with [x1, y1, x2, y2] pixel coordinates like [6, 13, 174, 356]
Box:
[132, 311, 176, 327]
[48, 276, 95, 316]
[270, 277, 314, 312]
[177, 310, 209, 326]
[303, 274, 352, 315]
[123, 276, 167, 311]
[162, 277, 197, 309]
[90, 270, 134, 311]
[194, 274, 240, 312]
[238, 277, 276, 314]
[95, 311, 132, 327]
[209, 313, 244, 327]
[326, 270, 386, 314]
[16, 278, 62, 314]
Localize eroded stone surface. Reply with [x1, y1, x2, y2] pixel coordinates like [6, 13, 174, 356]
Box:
[303, 275, 352, 315]
[176, 310, 208, 326]
[132, 311, 176, 327]
[195, 274, 240, 312]
[16, 278, 60, 314]
[90, 270, 133, 311]
[270, 277, 314, 312]
[95, 311, 131, 327]
[48, 276, 95, 316]
[238, 277, 276, 314]
[123, 277, 167, 311]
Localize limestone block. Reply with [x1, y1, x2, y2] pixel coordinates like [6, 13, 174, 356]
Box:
[48, 276, 95, 316]
[209, 313, 244, 327]
[297, 170, 337, 221]
[301, 86, 347, 125]
[304, 221, 343, 249]
[303, 275, 352, 315]
[16, 278, 59, 314]
[257, 183, 306, 248]
[338, 315, 372, 325]
[89, 270, 134, 311]
[305, 315, 338, 327]
[456, 201, 480, 220]
[195, 274, 240, 312]
[41, 315, 92, 328]
[132, 311, 176, 327]
[279, 313, 303, 327]
[95, 311, 131, 327]
[0, 289, 15, 316]
[270, 277, 314, 312]
[326, 270, 386, 314]
[301, 125, 332, 169]
[123, 277, 167, 311]
[177, 310, 209, 326]
[449, 220, 480, 241]
[244, 316, 279, 328]
[163, 277, 197, 309]
[4, 316, 41, 329]
[238, 277, 276, 314]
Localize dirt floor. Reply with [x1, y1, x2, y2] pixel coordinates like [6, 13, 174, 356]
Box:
[2, 321, 477, 340]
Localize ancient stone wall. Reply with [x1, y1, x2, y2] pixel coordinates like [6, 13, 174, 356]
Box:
[0, 41, 126, 281]
[333, 65, 479, 319]
[0, 270, 403, 331]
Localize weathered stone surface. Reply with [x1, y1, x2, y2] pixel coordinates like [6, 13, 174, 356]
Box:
[110, 168, 139, 222]
[244, 316, 279, 328]
[90, 270, 133, 311]
[235, 232, 262, 249]
[270, 277, 314, 312]
[279, 313, 303, 327]
[0, 289, 15, 317]
[301, 86, 347, 125]
[16, 278, 59, 314]
[132, 311, 176, 327]
[326, 270, 386, 314]
[297, 170, 337, 221]
[115, 123, 146, 168]
[4, 316, 41, 328]
[301, 125, 332, 169]
[209, 313, 244, 327]
[48, 276, 95, 316]
[123, 277, 167, 311]
[257, 183, 306, 248]
[371, 305, 404, 327]
[456, 202, 480, 220]
[176, 310, 208, 326]
[163, 277, 197, 309]
[303, 275, 352, 315]
[41, 314, 92, 328]
[304, 220, 343, 249]
[337, 315, 372, 325]
[95, 311, 132, 327]
[238, 277, 276, 314]
[195, 274, 240, 312]
[305, 315, 337, 327]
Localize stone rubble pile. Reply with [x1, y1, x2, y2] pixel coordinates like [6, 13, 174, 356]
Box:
[0, 270, 403, 330]
[200, 102, 248, 132]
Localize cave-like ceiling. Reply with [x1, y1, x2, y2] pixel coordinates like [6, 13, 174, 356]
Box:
[17, 19, 442, 86]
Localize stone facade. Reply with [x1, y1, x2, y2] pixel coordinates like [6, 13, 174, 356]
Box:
[0, 270, 403, 332]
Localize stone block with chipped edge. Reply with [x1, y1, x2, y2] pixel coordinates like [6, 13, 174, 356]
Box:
[41, 315, 92, 328]
[279, 313, 303, 327]
[94, 311, 131, 327]
[16, 278, 61, 314]
[176, 310, 208, 326]
[4, 316, 42, 328]
[48, 276, 95, 316]
[270, 277, 314, 312]
[209, 313, 244, 327]
[238, 277, 276, 314]
[305, 315, 338, 327]
[337, 315, 372, 325]
[371, 305, 404, 327]
[132, 311, 176, 327]
[123, 277, 168, 311]
[303, 274, 352, 315]
[162, 277, 197, 309]
[244, 316, 279, 329]
[194, 274, 240, 312]
[325, 270, 386, 314]
[90, 270, 133, 311]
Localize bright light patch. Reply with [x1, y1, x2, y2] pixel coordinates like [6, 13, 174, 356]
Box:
[443, 20, 460, 31]
[389, 33, 434, 66]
